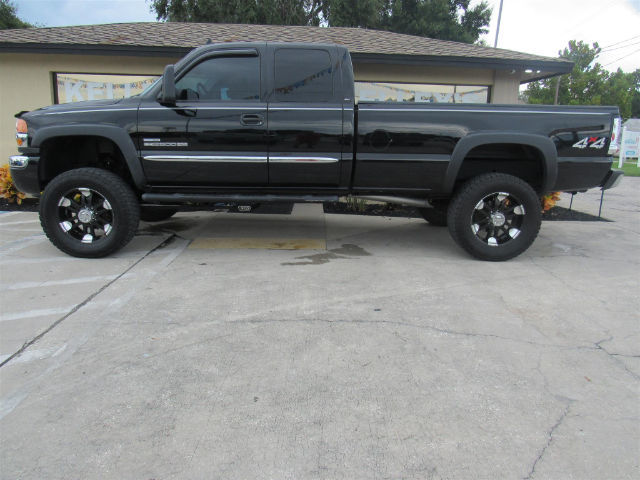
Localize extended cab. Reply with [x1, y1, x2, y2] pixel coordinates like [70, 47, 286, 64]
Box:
[10, 42, 623, 260]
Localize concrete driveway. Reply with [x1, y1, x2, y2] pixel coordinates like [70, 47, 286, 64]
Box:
[0, 180, 638, 479]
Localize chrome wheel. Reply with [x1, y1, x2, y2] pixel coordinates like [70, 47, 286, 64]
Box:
[40, 168, 140, 258]
[470, 191, 525, 246]
[447, 173, 541, 261]
[57, 187, 114, 244]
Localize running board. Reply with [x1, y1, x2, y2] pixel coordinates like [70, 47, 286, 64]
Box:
[356, 195, 432, 209]
[141, 193, 339, 204]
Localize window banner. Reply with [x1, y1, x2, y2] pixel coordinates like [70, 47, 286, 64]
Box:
[355, 82, 489, 104]
[55, 73, 159, 103]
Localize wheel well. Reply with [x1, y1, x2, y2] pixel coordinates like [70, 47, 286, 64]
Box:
[456, 143, 545, 193]
[39, 136, 135, 191]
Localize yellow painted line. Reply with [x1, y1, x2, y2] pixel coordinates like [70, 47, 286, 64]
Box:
[189, 237, 326, 250]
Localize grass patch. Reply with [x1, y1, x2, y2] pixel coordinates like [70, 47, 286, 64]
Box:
[612, 161, 640, 177]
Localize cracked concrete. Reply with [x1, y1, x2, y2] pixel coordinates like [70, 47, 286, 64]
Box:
[524, 402, 573, 479]
[0, 181, 639, 479]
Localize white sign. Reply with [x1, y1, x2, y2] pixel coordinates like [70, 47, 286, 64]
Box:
[618, 127, 640, 168]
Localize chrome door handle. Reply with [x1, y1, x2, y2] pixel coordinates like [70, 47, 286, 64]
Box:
[240, 113, 264, 126]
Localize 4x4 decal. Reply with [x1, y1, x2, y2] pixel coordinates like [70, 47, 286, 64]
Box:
[573, 136, 607, 149]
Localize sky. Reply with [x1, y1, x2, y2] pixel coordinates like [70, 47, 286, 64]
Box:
[477, 0, 640, 72]
[12, 0, 640, 73]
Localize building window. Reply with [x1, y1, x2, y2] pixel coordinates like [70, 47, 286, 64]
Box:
[53, 73, 160, 104]
[355, 82, 490, 104]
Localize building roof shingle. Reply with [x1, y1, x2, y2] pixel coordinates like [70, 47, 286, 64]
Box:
[0, 22, 572, 76]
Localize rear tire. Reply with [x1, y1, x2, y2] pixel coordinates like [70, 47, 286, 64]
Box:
[39, 168, 140, 258]
[447, 173, 541, 261]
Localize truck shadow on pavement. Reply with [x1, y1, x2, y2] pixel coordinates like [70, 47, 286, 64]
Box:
[136, 212, 466, 260]
[282, 244, 371, 266]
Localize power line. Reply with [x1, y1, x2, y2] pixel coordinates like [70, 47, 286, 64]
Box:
[601, 40, 640, 53]
[600, 34, 640, 50]
[602, 48, 640, 67]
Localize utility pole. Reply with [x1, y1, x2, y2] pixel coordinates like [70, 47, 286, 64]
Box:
[494, 0, 504, 48]
[554, 76, 561, 104]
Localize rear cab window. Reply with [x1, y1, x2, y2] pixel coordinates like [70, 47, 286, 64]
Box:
[273, 48, 333, 102]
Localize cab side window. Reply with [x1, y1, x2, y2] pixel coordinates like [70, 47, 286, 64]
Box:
[175, 55, 260, 102]
[274, 48, 333, 102]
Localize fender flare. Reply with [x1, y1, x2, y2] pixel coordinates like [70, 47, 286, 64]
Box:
[443, 133, 558, 194]
[31, 125, 146, 190]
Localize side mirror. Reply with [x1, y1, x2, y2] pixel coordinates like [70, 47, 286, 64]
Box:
[161, 64, 176, 105]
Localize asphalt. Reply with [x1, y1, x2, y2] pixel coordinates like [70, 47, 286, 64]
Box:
[0, 180, 638, 479]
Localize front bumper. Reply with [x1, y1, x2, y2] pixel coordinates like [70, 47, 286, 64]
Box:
[9, 155, 40, 196]
[600, 169, 624, 190]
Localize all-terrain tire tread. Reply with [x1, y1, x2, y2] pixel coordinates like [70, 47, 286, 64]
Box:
[447, 173, 541, 261]
[39, 168, 140, 258]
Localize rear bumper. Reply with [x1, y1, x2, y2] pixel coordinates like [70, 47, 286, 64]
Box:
[9, 155, 40, 196]
[600, 169, 624, 190]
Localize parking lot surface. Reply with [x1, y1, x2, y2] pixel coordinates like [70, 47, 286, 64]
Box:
[0, 180, 638, 479]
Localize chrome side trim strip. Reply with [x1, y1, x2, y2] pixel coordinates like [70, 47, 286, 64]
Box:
[358, 108, 611, 115]
[143, 155, 339, 164]
[143, 155, 267, 163]
[269, 156, 339, 164]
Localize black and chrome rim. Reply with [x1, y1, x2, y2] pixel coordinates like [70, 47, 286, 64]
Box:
[57, 187, 114, 244]
[470, 191, 525, 247]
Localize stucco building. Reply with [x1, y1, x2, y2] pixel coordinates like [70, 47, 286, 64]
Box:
[0, 22, 572, 163]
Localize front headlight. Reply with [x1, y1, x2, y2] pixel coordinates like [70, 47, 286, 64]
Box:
[16, 118, 28, 147]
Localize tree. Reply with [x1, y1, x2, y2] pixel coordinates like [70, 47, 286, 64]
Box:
[151, 0, 323, 26]
[323, 0, 386, 29]
[379, 0, 492, 44]
[525, 40, 639, 119]
[151, 0, 492, 44]
[0, 0, 33, 29]
[631, 70, 640, 118]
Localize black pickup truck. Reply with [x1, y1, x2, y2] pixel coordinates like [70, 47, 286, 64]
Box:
[10, 42, 623, 261]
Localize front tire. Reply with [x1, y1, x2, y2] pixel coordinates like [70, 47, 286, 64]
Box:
[39, 168, 140, 258]
[447, 173, 541, 261]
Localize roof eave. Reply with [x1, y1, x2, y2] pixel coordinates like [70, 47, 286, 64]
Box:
[0, 42, 191, 57]
[351, 52, 574, 76]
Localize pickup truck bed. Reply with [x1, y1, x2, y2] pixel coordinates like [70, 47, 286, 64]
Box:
[10, 41, 623, 261]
